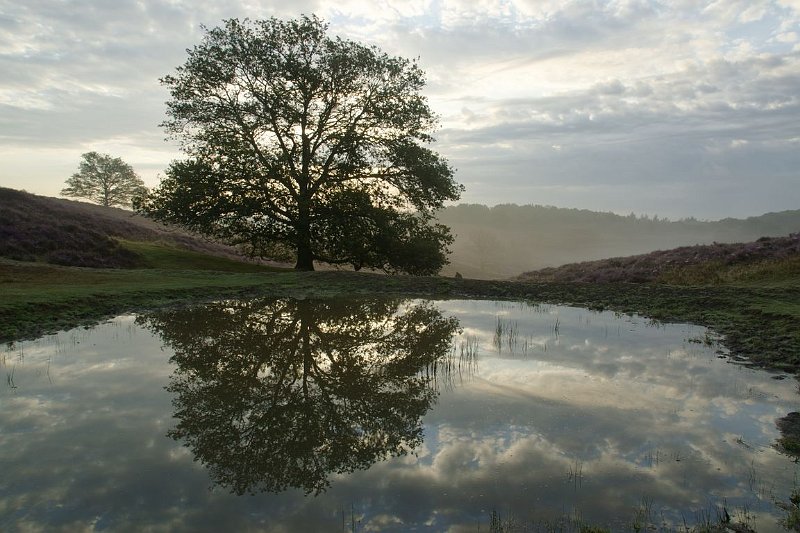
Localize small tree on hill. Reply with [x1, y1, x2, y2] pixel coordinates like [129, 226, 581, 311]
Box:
[139, 15, 462, 273]
[62, 151, 147, 208]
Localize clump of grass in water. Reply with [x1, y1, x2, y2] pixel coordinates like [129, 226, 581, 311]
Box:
[493, 317, 504, 352]
[745, 458, 775, 500]
[687, 332, 716, 347]
[489, 509, 518, 532]
[493, 318, 519, 354]
[784, 487, 800, 531]
[424, 351, 454, 391]
[484, 498, 759, 533]
[567, 458, 583, 489]
[776, 472, 800, 531]
[340, 504, 362, 533]
[459, 335, 479, 361]
[455, 335, 479, 381]
[425, 335, 480, 390]
[488, 508, 610, 533]
[630, 496, 654, 532]
[520, 337, 533, 357]
[6, 364, 16, 389]
[506, 322, 518, 352]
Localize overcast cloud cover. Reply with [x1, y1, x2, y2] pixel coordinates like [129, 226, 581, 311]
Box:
[1, 0, 798, 219]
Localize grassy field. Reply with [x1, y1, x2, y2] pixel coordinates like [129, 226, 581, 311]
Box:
[117, 239, 283, 272]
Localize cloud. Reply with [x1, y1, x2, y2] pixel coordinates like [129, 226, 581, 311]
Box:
[0, 0, 797, 217]
[431, 42, 800, 216]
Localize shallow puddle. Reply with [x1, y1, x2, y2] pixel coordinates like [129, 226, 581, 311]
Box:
[1, 298, 797, 531]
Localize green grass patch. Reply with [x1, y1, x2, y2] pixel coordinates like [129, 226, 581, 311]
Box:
[0, 259, 293, 341]
[750, 298, 800, 317]
[659, 256, 800, 287]
[117, 239, 285, 272]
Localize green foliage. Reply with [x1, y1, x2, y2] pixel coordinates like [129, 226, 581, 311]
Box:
[313, 189, 453, 275]
[62, 151, 147, 207]
[141, 15, 462, 273]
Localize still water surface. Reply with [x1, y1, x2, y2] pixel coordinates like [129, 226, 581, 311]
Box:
[1, 298, 797, 532]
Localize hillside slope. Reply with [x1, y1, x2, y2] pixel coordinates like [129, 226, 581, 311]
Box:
[0, 187, 272, 270]
[517, 233, 800, 285]
[439, 204, 800, 279]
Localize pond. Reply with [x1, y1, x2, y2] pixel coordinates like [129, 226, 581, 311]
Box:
[1, 297, 798, 532]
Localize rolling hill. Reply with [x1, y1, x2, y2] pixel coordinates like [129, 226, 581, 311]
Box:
[0, 187, 281, 272]
[517, 233, 800, 285]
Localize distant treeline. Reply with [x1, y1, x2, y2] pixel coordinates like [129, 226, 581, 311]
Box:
[437, 204, 800, 279]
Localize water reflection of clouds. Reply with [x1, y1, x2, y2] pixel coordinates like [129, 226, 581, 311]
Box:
[426, 300, 799, 528]
[351, 421, 778, 529]
[1, 300, 798, 532]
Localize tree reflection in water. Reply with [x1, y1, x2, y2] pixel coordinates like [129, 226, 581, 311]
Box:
[140, 298, 460, 495]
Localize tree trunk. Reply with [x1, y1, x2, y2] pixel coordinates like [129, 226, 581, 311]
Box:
[295, 191, 314, 271]
[295, 239, 314, 271]
[294, 208, 314, 270]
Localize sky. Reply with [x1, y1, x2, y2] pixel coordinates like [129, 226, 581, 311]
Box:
[1, 0, 798, 220]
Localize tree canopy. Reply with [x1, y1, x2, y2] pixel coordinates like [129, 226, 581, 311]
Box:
[139, 15, 462, 273]
[62, 151, 147, 208]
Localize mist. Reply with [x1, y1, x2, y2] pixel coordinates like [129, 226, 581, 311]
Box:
[437, 204, 800, 279]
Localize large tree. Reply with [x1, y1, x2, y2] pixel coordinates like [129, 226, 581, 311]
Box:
[140, 15, 462, 273]
[62, 151, 147, 208]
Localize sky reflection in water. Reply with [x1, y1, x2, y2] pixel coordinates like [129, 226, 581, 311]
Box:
[0, 298, 798, 532]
